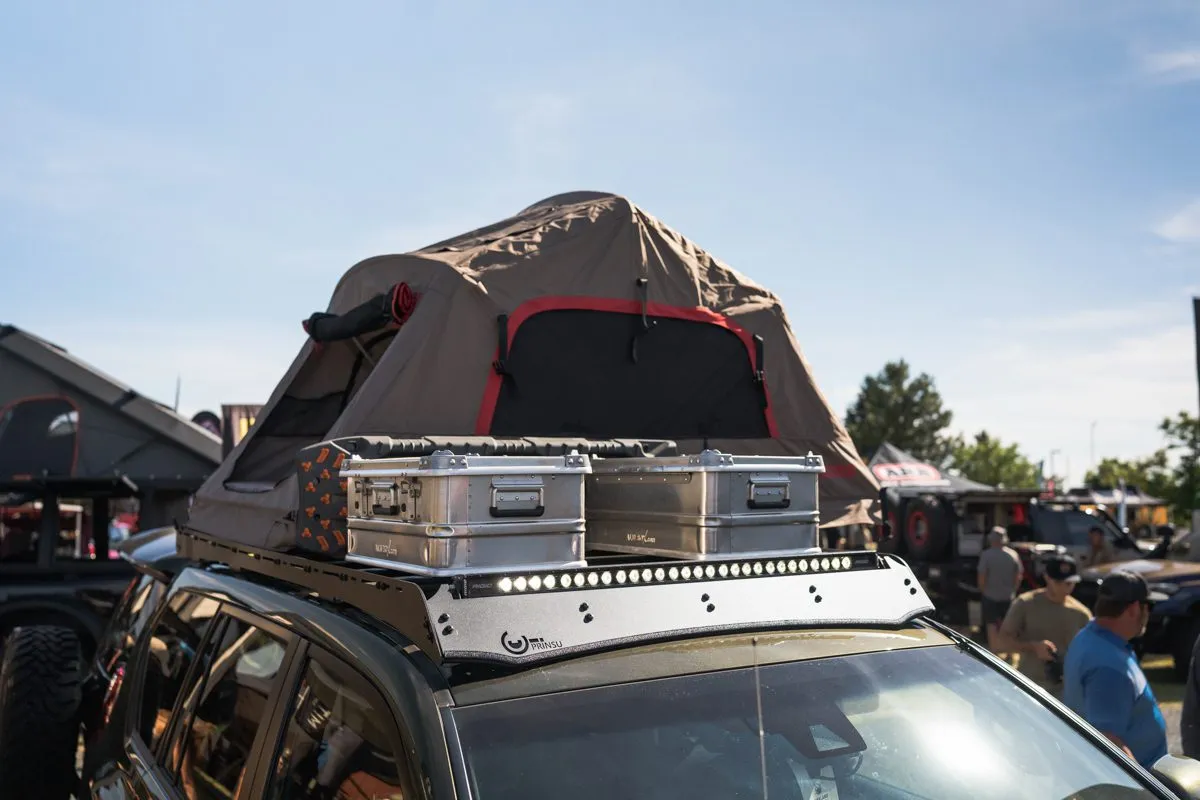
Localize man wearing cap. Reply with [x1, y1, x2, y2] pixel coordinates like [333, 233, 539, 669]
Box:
[977, 526, 1023, 658]
[997, 553, 1093, 698]
[1063, 570, 1169, 769]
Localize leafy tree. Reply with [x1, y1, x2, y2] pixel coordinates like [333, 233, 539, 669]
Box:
[948, 431, 1039, 489]
[844, 360, 955, 465]
[1085, 411, 1199, 525]
[1162, 411, 1200, 523]
[1084, 451, 1174, 501]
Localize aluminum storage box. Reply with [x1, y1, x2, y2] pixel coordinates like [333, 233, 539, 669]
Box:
[584, 449, 824, 559]
[342, 449, 592, 576]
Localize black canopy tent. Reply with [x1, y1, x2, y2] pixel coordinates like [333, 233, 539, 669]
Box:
[0, 324, 221, 566]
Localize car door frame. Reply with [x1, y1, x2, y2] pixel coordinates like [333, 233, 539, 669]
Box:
[125, 597, 304, 798]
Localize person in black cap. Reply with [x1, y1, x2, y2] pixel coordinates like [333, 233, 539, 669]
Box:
[1062, 569, 1169, 768]
[997, 552, 1092, 698]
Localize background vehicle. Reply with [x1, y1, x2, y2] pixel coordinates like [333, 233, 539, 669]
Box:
[0, 525, 183, 798]
[0, 322, 221, 666]
[1078, 557, 1200, 680]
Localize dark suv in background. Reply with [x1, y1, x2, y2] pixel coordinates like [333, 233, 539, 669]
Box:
[0, 526, 182, 799]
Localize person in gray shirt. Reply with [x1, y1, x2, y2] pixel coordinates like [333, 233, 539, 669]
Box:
[978, 526, 1024, 658]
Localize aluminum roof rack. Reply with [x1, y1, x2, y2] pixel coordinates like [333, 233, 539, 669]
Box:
[178, 529, 935, 667]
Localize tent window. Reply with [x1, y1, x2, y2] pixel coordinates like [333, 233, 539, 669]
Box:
[226, 332, 396, 488]
[226, 393, 345, 485]
[488, 310, 771, 439]
[0, 397, 79, 478]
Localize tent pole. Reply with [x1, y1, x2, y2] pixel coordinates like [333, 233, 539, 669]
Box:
[351, 336, 377, 368]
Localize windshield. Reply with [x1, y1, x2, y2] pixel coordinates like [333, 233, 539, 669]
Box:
[450, 644, 1155, 800]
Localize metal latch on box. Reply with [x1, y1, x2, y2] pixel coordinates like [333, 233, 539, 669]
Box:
[368, 479, 401, 516]
[747, 474, 791, 509]
[490, 476, 545, 518]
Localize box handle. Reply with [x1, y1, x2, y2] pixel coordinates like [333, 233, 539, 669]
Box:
[747, 476, 791, 509]
[368, 480, 400, 516]
[490, 479, 546, 518]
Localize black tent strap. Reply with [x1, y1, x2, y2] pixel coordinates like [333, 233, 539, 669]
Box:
[492, 314, 511, 376]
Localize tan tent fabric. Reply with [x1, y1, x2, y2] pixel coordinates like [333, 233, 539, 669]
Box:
[186, 191, 879, 550]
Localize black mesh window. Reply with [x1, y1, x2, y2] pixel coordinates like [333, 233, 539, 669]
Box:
[0, 397, 78, 478]
[489, 310, 770, 440]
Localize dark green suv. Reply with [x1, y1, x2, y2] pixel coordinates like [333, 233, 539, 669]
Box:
[7, 530, 1200, 799]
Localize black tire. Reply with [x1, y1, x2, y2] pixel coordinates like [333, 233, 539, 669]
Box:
[0, 625, 84, 800]
[1172, 616, 1200, 683]
[903, 496, 949, 561]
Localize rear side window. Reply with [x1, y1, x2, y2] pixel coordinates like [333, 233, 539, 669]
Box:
[266, 650, 412, 800]
[167, 615, 288, 798]
[137, 591, 222, 752]
[97, 575, 167, 674]
[1035, 512, 1068, 546]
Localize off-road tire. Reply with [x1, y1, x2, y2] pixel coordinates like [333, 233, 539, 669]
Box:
[0, 625, 84, 800]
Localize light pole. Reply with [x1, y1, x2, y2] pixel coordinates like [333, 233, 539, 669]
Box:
[1090, 421, 1097, 474]
[1050, 449, 1062, 491]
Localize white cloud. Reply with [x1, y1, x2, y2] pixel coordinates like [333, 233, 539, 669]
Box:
[1155, 199, 1200, 243]
[942, 298, 1197, 487]
[1139, 48, 1200, 83]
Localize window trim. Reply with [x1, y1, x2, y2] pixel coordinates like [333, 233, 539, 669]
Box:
[242, 638, 311, 799]
[249, 641, 422, 800]
[158, 605, 301, 799]
[123, 590, 223, 753]
[123, 591, 227, 799]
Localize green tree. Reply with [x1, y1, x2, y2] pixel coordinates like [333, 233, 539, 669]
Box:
[1161, 411, 1200, 522]
[948, 431, 1039, 488]
[844, 360, 955, 465]
[1085, 411, 1199, 525]
[1084, 451, 1174, 501]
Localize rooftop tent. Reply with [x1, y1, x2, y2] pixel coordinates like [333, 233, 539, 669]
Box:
[185, 191, 880, 551]
[868, 442, 995, 495]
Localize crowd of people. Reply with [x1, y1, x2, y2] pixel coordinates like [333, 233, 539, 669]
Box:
[977, 526, 1169, 769]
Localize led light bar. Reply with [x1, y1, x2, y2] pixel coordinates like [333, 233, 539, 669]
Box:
[455, 551, 879, 599]
[426, 551, 934, 665]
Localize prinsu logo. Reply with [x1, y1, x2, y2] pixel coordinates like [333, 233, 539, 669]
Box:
[871, 462, 948, 486]
[500, 631, 563, 656]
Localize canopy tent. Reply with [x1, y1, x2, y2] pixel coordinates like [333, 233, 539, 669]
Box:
[868, 442, 994, 495]
[185, 191, 879, 552]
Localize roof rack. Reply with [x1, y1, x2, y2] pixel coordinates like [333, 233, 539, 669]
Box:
[178, 529, 935, 668]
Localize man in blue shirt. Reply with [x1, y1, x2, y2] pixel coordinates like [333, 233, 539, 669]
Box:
[1063, 569, 1169, 768]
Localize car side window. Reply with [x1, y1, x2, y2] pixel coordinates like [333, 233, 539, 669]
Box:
[1036, 512, 1067, 546]
[1063, 512, 1100, 547]
[165, 614, 289, 799]
[137, 590, 222, 753]
[99, 574, 168, 673]
[265, 650, 412, 800]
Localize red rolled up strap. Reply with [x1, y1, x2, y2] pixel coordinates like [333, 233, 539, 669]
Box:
[390, 282, 419, 325]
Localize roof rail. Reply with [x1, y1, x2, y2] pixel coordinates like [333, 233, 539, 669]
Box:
[178, 530, 935, 667]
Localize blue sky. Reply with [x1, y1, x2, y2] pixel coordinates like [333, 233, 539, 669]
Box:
[2, 0, 1198, 486]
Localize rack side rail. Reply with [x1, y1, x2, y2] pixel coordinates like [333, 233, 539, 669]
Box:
[178, 528, 442, 662]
